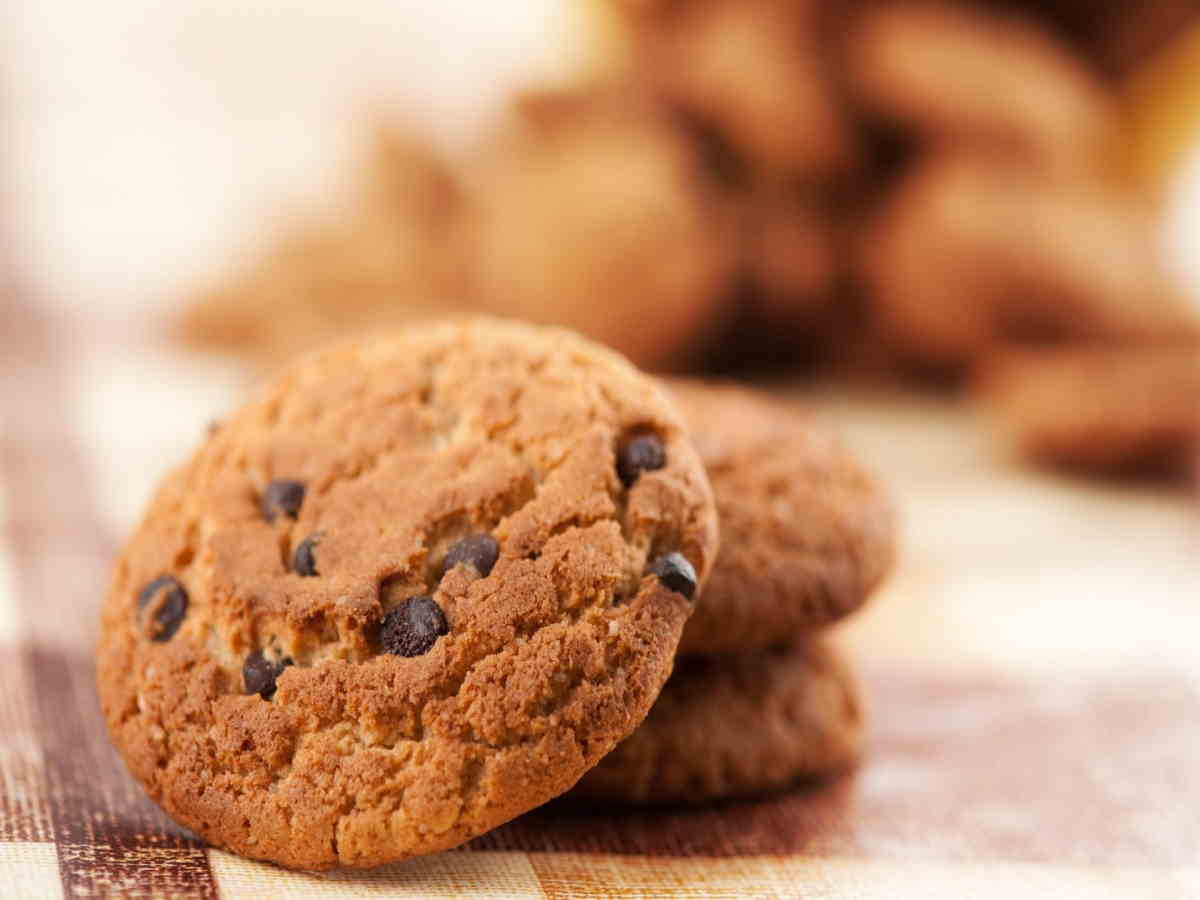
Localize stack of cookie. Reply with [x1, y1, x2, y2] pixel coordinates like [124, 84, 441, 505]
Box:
[98, 318, 895, 869]
[572, 379, 895, 805]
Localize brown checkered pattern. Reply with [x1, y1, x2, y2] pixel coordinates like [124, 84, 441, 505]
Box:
[1, 286, 1198, 898]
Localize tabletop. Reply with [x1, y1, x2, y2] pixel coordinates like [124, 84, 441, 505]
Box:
[2, 293, 1198, 898]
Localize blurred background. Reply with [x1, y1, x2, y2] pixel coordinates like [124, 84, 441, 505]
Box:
[3, 0, 1198, 647]
[7, 0, 1200, 512]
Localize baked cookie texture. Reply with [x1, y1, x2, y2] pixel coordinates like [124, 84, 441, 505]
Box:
[571, 639, 863, 805]
[614, 0, 855, 345]
[98, 318, 719, 870]
[666, 380, 896, 655]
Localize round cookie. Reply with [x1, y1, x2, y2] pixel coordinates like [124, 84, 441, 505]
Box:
[571, 639, 863, 805]
[630, 0, 857, 181]
[665, 380, 896, 656]
[461, 84, 734, 371]
[98, 318, 719, 870]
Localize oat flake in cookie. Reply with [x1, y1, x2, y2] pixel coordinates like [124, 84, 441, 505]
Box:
[97, 318, 718, 870]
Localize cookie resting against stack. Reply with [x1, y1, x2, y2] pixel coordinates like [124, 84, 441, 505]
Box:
[572, 380, 896, 805]
[97, 318, 719, 870]
[99, 318, 897, 868]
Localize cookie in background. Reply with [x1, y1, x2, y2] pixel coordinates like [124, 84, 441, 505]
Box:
[458, 83, 736, 371]
[858, 152, 1196, 373]
[843, 1, 1118, 177]
[977, 342, 1200, 479]
[174, 0, 1200, 489]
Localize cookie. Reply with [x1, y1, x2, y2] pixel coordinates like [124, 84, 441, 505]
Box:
[629, 0, 856, 182]
[570, 639, 863, 805]
[978, 343, 1200, 477]
[663, 380, 895, 656]
[845, 2, 1114, 174]
[860, 154, 1197, 371]
[461, 84, 734, 371]
[98, 318, 719, 870]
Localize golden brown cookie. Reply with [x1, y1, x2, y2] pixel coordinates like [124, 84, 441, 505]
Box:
[571, 639, 863, 805]
[666, 380, 896, 655]
[608, 0, 855, 346]
[845, 1, 1115, 174]
[978, 343, 1200, 477]
[860, 153, 1197, 372]
[460, 84, 734, 371]
[628, 0, 856, 181]
[98, 318, 719, 870]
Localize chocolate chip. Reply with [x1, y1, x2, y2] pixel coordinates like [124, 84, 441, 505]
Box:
[647, 552, 697, 600]
[242, 650, 293, 699]
[617, 433, 665, 487]
[442, 534, 499, 578]
[261, 479, 306, 522]
[293, 535, 320, 576]
[136, 574, 188, 642]
[381, 595, 449, 657]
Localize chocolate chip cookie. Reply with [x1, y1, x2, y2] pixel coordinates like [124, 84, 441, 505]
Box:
[98, 318, 719, 870]
[666, 380, 896, 656]
[571, 639, 863, 805]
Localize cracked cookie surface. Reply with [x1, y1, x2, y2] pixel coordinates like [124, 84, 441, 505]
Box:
[666, 379, 896, 655]
[571, 639, 863, 805]
[98, 317, 718, 870]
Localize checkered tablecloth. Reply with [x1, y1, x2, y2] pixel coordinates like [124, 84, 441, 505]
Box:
[2, 288, 1198, 899]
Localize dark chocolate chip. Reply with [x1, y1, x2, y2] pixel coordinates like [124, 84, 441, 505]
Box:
[293, 535, 320, 576]
[442, 534, 499, 578]
[242, 650, 293, 699]
[261, 479, 306, 522]
[381, 595, 449, 657]
[647, 552, 697, 601]
[136, 574, 189, 642]
[617, 433, 666, 487]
